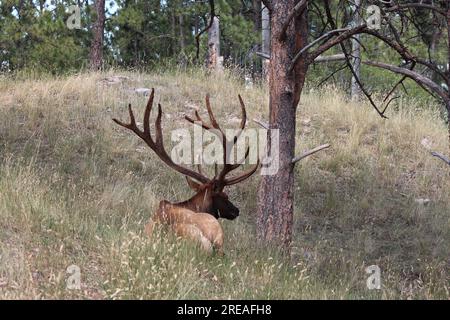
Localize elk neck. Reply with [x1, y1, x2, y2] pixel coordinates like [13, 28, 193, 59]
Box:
[174, 188, 214, 214]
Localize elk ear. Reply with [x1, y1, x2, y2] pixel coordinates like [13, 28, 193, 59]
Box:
[185, 177, 202, 191]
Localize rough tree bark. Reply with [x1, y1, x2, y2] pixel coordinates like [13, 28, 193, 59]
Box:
[89, 0, 106, 71]
[351, 0, 362, 100]
[256, 0, 308, 250]
[207, 16, 221, 70]
[171, 7, 177, 55]
[261, 4, 271, 80]
[252, 0, 262, 75]
[446, 0, 450, 148]
[179, 15, 185, 53]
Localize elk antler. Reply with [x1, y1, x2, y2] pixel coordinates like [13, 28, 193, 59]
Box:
[113, 88, 210, 184]
[185, 94, 260, 187]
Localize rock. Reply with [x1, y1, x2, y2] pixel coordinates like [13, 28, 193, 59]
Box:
[132, 88, 151, 95]
[244, 75, 253, 89]
[99, 75, 129, 85]
[228, 116, 241, 124]
[301, 118, 312, 126]
[185, 102, 199, 111]
[420, 137, 433, 150]
[415, 198, 431, 206]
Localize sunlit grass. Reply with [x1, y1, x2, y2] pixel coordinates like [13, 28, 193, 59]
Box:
[0, 69, 448, 299]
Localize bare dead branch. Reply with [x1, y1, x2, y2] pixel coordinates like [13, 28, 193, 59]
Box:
[294, 27, 350, 60]
[314, 54, 345, 63]
[256, 51, 270, 60]
[319, 0, 388, 118]
[384, 3, 446, 16]
[297, 24, 367, 70]
[430, 151, 450, 166]
[258, 51, 345, 63]
[317, 63, 348, 87]
[292, 144, 331, 164]
[362, 60, 449, 103]
[362, 29, 448, 82]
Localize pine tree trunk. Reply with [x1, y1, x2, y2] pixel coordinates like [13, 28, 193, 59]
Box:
[252, 0, 262, 74]
[89, 0, 105, 71]
[351, 0, 362, 100]
[261, 5, 270, 81]
[446, 102, 450, 151]
[179, 15, 185, 52]
[207, 16, 221, 70]
[256, 1, 308, 250]
[171, 8, 177, 55]
[447, 1, 450, 151]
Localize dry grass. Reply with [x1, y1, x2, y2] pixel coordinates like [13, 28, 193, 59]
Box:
[0, 69, 448, 299]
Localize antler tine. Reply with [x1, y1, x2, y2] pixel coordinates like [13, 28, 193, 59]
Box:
[185, 96, 224, 136]
[185, 113, 212, 131]
[205, 94, 221, 130]
[230, 94, 247, 144]
[234, 146, 250, 168]
[215, 94, 251, 182]
[154, 103, 164, 146]
[113, 89, 210, 184]
[181, 93, 258, 186]
[238, 94, 247, 131]
[195, 155, 204, 175]
[143, 88, 155, 135]
[217, 145, 252, 181]
[112, 103, 137, 130]
[224, 159, 260, 186]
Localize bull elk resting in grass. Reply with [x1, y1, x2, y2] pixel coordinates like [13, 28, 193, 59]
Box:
[113, 89, 259, 254]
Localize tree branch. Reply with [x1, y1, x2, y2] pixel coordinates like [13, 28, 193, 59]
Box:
[293, 27, 350, 64]
[195, 0, 215, 61]
[278, 0, 307, 41]
[256, 51, 270, 59]
[430, 151, 450, 166]
[257, 52, 345, 63]
[262, 0, 272, 12]
[384, 3, 446, 16]
[292, 144, 331, 164]
[293, 24, 367, 70]
[362, 60, 449, 103]
[314, 54, 346, 63]
[362, 29, 448, 82]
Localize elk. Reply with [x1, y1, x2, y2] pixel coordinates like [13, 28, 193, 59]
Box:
[113, 89, 259, 254]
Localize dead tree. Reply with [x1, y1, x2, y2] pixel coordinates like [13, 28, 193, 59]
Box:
[351, 0, 362, 99]
[262, 4, 271, 80]
[195, 0, 216, 62]
[207, 16, 221, 70]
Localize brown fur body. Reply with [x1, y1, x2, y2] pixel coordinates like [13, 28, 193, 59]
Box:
[145, 200, 224, 254]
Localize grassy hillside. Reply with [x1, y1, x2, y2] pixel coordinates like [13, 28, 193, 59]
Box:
[0, 70, 448, 299]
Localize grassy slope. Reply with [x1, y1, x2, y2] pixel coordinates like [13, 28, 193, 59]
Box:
[0, 70, 448, 299]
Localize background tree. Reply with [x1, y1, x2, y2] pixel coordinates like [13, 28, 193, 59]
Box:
[90, 0, 106, 70]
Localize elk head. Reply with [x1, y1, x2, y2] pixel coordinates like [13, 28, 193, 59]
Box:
[113, 89, 259, 220]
